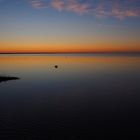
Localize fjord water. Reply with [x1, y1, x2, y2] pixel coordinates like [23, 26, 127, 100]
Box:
[0, 54, 140, 139]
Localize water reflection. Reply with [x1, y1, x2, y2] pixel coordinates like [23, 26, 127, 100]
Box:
[0, 54, 140, 139]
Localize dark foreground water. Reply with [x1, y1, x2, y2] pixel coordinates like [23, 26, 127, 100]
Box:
[0, 54, 140, 139]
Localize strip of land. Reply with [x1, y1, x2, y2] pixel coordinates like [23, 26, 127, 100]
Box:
[0, 76, 20, 83]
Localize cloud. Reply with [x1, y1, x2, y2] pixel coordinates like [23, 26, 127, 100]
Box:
[28, 0, 140, 19]
[111, 0, 140, 19]
[111, 8, 139, 19]
[29, 0, 47, 9]
[51, 0, 65, 11]
[66, 0, 90, 14]
[95, 0, 140, 19]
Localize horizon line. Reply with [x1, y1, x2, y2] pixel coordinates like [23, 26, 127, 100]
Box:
[0, 51, 140, 54]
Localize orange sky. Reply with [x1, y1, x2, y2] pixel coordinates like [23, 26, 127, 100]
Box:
[0, 41, 140, 53]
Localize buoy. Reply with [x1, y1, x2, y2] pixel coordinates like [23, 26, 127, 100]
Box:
[54, 65, 58, 68]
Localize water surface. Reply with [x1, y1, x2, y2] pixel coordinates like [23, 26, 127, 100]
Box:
[0, 54, 140, 139]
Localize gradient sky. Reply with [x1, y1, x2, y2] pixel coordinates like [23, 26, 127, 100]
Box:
[0, 0, 140, 53]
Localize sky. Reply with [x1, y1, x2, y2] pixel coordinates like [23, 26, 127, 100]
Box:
[0, 0, 140, 53]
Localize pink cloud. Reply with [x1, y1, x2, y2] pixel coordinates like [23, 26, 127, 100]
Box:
[110, 1, 138, 19]
[28, 0, 140, 19]
[51, 0, 65, 11]
[95, 0, 140, 19]
[111, 8, 139, 19]
[29, 0, 47, 9]
[66, 0, 90, 14]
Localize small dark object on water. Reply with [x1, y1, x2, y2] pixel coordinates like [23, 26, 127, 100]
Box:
[0, 76, 20, 83]
[54, 65, 58, 68]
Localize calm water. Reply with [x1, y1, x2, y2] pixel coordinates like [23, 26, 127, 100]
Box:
[0, 54, 140, 139]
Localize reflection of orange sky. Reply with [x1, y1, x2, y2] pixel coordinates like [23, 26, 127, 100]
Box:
[0, 55, 140, 78]
[0, 55, 140, 68]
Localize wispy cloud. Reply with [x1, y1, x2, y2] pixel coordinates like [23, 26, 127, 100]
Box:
[95, 0, 140, 19]
[28, 0, 140, 19]
[29, 0, 47, 9]
[51, 0, 64, 11]
[66, 0, 90, 14]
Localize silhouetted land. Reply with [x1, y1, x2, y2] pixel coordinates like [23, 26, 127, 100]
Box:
[0, 76, 20, 83]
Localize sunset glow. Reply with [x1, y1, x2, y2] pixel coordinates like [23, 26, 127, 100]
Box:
[0, 0, 140, 53]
